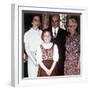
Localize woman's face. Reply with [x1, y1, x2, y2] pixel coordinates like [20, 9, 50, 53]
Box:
[32, 16, 41, 29]
[67, 19, 77, 34]
[43, 31, 51, 43]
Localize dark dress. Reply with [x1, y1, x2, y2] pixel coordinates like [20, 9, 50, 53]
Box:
[38, 45, 59, 76]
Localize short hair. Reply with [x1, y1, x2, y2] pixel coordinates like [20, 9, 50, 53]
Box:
[66, 16, 78, 25]
[66, 16, 79, 33]
[51, 15, 60, 21]
[41, 29, 53, 41]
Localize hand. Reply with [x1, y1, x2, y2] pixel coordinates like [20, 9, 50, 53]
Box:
[46, 69, 52, 76]
[34, 61, 39, 67]
[76, 63, 80, 71]
[35, 63, 39, 67]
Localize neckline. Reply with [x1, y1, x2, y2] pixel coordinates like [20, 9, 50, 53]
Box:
[31, 27, 40, 32]
[41, 43, 53, 49]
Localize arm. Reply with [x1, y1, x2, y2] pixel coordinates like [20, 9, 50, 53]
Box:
[24, 33, 37, 65]
[39, 62, 49, 73]
[24, 47, 28, 62]
[76, 60, 80, 72]
[74, 36, 80, 71]
[36, 46, 49, 74]
[49, 44, 59, 74]
[49, 61, 57, 72]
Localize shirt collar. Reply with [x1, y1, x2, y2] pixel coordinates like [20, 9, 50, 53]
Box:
[52, 27, 59, 34]
[30, 27, 41, 33]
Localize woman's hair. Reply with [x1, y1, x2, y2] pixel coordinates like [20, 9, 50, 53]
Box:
[66, 16, 80, 33]
[32, 15, 40, 21]
[41, 29, 53, 42]
[66, 16, 78, 25]
[31, 15, 42, 29]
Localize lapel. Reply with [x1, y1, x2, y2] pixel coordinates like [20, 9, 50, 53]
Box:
[56, 28, 61, 38]
[50, 27, 62, 39]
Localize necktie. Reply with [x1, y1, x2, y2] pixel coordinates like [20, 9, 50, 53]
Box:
[54, 30, 56, 38]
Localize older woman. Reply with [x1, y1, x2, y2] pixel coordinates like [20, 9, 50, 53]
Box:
[64, 16, 80, 75]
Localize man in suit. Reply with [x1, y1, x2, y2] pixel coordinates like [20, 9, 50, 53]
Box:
[49, 15, 67, 75]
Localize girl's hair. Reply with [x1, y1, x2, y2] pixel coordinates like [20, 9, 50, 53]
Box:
[41, 29, 53, 42]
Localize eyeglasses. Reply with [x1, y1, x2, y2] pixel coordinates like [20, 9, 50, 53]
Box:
[67, 25, 76, 28]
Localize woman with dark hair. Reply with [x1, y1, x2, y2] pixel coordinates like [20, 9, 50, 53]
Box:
[24, 15, 42, 78]
[64, 17, 80, 75]
[36, 29, 59, 76]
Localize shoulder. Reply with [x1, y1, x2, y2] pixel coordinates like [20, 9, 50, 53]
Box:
[59, 28, 67, 33]
[53, 44, 58, 53]
[39, 29, 43, 34]
[24, 28, 32, 37]
[76, 33, 80, 41]
[58, 28, 67, 35]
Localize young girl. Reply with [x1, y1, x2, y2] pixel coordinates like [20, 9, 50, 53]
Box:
[24, 15, 42, 78]
[36, 29, 59, 76]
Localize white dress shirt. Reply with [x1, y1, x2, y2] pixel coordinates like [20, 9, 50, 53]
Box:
[24, 28, 42, 57]
[24, 28, 42, 77]
[52, 27, 59, 38]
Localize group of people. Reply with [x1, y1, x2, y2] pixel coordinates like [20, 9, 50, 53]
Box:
[24, 15, 80, 78]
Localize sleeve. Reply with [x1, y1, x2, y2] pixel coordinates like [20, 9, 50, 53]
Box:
[36, 45, 42, 63]
[53, 44, 59, 62]
[24, 33, 31, 58]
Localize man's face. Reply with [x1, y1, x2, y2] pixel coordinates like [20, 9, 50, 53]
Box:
[51, 16, 60, 28]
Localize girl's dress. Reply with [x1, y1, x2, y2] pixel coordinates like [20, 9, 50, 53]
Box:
[36, 43, 59, 76]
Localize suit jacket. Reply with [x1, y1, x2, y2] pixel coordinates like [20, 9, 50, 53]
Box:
[48, 27, 67, 75]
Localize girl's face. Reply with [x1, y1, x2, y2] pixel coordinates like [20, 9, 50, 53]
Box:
[32, 16, 41, 29]
[43, 31, 51, 43]
[67, 19, 77, 34]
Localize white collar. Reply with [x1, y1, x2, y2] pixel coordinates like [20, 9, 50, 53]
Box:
[52, 27, 59, 33]
[31, 27, 40, 32]
[52, 27, 59, 37]
[42, 42, 53, 49]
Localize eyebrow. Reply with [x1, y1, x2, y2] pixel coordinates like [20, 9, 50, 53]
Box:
[52, 19, 59, 22]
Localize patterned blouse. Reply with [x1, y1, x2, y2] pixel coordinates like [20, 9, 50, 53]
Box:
[64, 33, 80, 75]
[36, 43, 59, 62]
[40, 45, 53, 60]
